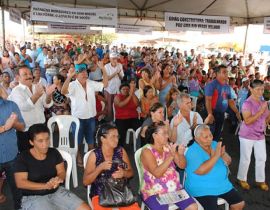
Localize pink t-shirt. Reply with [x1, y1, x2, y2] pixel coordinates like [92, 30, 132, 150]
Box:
[239, 97, 269, 140]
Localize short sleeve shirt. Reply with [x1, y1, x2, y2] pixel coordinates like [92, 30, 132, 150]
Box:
[185, 141, 233, 197]
[68, 79, 104, 119]
[205, 79, 232, 113]
[15, 148, 63, 196]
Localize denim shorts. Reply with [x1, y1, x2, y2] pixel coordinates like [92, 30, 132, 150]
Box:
[20, 186, 84, 210]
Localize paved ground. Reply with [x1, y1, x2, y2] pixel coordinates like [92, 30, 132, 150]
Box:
[1, 119, 270, 210]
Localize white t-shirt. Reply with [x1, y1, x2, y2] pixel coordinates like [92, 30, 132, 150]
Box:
[104, 63, 124, 94]
[68, 79, 104, 119]
[170, 111, 203, 146]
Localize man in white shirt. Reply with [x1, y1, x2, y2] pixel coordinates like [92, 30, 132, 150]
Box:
[170, 93, 203, 146]
[61, 62, 108, 165]
[44, 49, 59, 85]
[104, 53, 124, 121]
[8, 66, 54, 151]
[35, 47, 48, 79]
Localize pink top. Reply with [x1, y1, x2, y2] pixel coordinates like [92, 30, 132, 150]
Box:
[239, 97, 269, 140]
[141, 145, 182, 200]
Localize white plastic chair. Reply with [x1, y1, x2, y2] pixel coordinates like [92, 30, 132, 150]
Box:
[190, 96, 198, 111]
[135, 127, 142, 140]
[47, 115, 80, 188]
[57, 149, 72, 190]
[126, 129, 136, 152]
[134, 148, 178, 210]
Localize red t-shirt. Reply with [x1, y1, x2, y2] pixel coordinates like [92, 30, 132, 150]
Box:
[115, 94, 138, 119]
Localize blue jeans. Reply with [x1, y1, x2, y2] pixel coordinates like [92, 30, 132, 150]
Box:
[45, 73, 55, 85]
[77, 117, 96, 146]
[39, 67, 46, 79]
[209, 111, 225, 141]
[0, 158, 22, 209]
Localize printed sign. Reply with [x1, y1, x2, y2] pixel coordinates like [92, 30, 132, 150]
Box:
[116, 25, 152, 35]
[9, 8, 21, 24]
[264, 17, 270, 34]
[31, 1, 117, 27]
[165, 12, 230, 33]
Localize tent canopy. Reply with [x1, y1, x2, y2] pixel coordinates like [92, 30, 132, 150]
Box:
[2, 0, 270, 30]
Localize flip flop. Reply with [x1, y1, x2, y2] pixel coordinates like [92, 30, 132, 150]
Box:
[0, 194, 7, 204]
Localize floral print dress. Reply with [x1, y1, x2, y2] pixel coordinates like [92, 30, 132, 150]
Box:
[141, 144, 182, 200]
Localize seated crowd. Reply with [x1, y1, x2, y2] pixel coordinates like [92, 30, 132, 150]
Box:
[1, 41, 270, 210]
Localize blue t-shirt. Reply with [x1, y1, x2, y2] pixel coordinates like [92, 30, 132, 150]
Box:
[185, 141, 233, 197]
[96, 48, 104, 59]
[205, 79, 231, 113]
[0, 98, 25, 163]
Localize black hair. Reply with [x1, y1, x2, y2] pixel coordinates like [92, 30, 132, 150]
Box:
[143, 85, 153, 98]
[250, 79, 264, 89]
[145, 121, 166, 144]
[214, 64, 227, 73]
[28, 124, 50, 142]
[149, 102, 164, 113]
[54, 74, 65, 83]
[119, 82, 130, 91]
[95, 123, 118, 147]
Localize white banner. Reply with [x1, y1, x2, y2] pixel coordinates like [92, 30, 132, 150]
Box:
[165, 12, 230, 33]
[31, 1, 117, 27]
[116, 25, 152, 35]
[264, 17, 270, 34]
[48, 23, 89, 33]
[9, 8, 21, 24]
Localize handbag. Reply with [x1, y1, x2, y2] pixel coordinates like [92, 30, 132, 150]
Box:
[99, 177, 136, 207]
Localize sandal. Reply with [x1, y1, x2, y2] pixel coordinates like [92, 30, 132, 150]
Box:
[237, 179, 250, 190]
[0, 194, 7, 204]
[255, 182, 269, 191]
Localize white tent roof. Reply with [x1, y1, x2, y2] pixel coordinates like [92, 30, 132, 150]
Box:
[3, 0, 270, 29]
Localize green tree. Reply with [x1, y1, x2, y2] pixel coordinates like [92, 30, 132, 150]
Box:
[81, 33, 117, 45]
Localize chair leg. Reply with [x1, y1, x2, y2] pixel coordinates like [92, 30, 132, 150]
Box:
[126, 130, 130, 144]
[83, 138, 88, 153]
[71, 155, 78, 188]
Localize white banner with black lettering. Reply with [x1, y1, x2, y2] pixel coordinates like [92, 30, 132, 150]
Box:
[48, 23, 90, 33]
[9, 8, 21, 24]
[264, 17, 270, 34]
[116, 25, 152, 35]
[31, 1, 117, 27]
[165, 12, 230, 33]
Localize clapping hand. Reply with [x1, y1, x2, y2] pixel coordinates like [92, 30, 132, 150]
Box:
[173, 113, 183, 127]
[68, 67, 76, 78]
[46, 84, 56, 96]
[35, 83, 45, 97]
[46, 176, 63, 189]
[4, 112, 18, 130]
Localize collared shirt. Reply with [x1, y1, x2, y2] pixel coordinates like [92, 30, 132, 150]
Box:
[68, 79, 104, 119]
[44, 56, 59, 75]
[35, 53, 47, 68]
[104, 63, 123, 94]
[8, 83, 53, 131]
[170, 111, 203, 146]
[0, 98, 25, 163]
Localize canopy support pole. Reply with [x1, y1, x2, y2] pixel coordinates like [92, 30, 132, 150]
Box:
[1, 1, 5, 50]
[243, 23, 249, 54]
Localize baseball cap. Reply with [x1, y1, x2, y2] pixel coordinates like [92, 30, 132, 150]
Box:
[242, 77, 249, 83]
[75, 63, 87, 73]
[109, 52, 118, 58]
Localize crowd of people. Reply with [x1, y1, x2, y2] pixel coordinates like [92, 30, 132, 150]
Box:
[1, 40, 270, 210]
